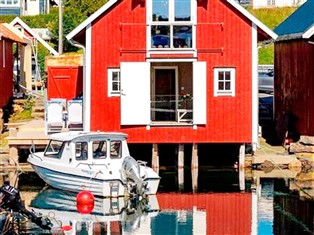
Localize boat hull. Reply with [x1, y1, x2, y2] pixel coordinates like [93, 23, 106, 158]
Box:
[30, 163, 160, 198]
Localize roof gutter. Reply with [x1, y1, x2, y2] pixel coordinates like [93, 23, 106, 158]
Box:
[308, 41, 314, 45]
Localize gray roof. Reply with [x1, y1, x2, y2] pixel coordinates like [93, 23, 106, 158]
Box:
[274, 0, 314, 41]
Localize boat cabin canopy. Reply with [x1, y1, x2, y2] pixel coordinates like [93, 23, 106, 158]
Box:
[44, 131, 130, 161]
[49, 131, 128, 142]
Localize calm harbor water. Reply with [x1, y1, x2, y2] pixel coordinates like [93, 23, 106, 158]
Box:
[4, 167, 314, 235]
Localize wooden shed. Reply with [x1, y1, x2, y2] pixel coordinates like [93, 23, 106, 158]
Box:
[274, 0, 314, 142]
[0, 23, 28, 108]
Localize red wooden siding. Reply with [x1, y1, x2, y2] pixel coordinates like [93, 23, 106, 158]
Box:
[0, 40, 14, 108]
[157, 193, 252, 235]
[87, 0, 254, 143]
[47, 66, 83, 100]
[274, 40, 314, 140]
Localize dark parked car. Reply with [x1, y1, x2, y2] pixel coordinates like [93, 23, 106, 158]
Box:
[259, 70, 274, 93]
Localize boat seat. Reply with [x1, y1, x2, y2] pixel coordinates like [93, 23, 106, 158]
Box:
[45, 100, 65, 135]
[67, 100, 83, 131]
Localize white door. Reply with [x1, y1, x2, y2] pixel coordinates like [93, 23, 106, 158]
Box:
[193, 61, 207, 124]
[120, 62, 151, 125]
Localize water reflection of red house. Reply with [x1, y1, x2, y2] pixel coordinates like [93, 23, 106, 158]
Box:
[157, 193, 252, 234]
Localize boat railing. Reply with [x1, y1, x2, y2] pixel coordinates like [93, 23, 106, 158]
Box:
[76, 162, 109, 170]
[30, 153, 43, 161]
[137, 160, 147, 167]
[29, 142, 43, 161]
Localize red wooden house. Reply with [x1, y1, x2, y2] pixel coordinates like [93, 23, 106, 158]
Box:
[0, 23, 28, 108]
[62, 0, 277, 167]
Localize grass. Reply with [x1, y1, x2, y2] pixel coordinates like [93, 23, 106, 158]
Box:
[248, 6, 298, 30]
[247, 6, 298, 64]
[0, 132, 9, 149]
[9, 110, 33, 122]
[9, 96, 35, 122]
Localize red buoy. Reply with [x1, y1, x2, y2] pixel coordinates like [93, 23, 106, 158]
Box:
[76, 190, 95, 214]
[61, 225, 73, 231]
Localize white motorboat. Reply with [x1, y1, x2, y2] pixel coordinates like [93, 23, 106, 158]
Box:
[29, 187, 160, 235]
[27, 131, 161, 197]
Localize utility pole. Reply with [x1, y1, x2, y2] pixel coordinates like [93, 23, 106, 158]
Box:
[58, 0, 63, 55]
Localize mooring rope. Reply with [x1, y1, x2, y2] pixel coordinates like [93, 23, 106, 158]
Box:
[257, 143, 314, 200]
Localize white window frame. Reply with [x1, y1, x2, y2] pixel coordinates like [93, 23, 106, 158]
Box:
[147, 0, 196, 50]
[107, 68, 120, 97]
[214, 68, 236, 97]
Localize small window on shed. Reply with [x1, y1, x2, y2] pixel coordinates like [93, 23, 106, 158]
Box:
[108, 68, 121, 97]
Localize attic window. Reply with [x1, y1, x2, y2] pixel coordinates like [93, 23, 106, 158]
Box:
[149, 0, 194, 49]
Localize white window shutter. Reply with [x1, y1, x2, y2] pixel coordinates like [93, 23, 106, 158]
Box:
[193, 61, 207, 125]
[120, 62, 151, 125]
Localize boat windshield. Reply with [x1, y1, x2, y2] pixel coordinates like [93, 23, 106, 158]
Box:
[44, 140, 64, 158]
[110, 141, 121, 159]
[93, 140, 107, 159]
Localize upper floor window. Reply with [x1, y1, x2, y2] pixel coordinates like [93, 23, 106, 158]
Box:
[214, 68, 236, 97]
[0, 0, 18, 5]
[150, 0, 194, 49]
[108, 68, 120, 97]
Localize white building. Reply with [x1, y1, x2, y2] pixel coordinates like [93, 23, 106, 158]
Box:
[238, 0, 306, 8]
[0, 0, 58, 16]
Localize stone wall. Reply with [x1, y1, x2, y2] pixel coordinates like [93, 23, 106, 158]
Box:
[289, 135, 314, 199]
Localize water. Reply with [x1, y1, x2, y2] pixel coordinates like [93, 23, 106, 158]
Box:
[3, 168, 314, 235]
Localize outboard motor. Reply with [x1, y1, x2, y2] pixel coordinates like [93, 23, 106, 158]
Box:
[0, 183, 52, 230]
[122, 156, 148, 197]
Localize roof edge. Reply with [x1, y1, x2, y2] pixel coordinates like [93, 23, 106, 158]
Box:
[226, 0, 278, 40]
[1, 23, 30, 44]
[276, 33, 303, 42]
[10, 17, 59, 56]
[303, 24, 314, 38]
[66, 0, 278, 43]
[66, 0, 119, 41]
